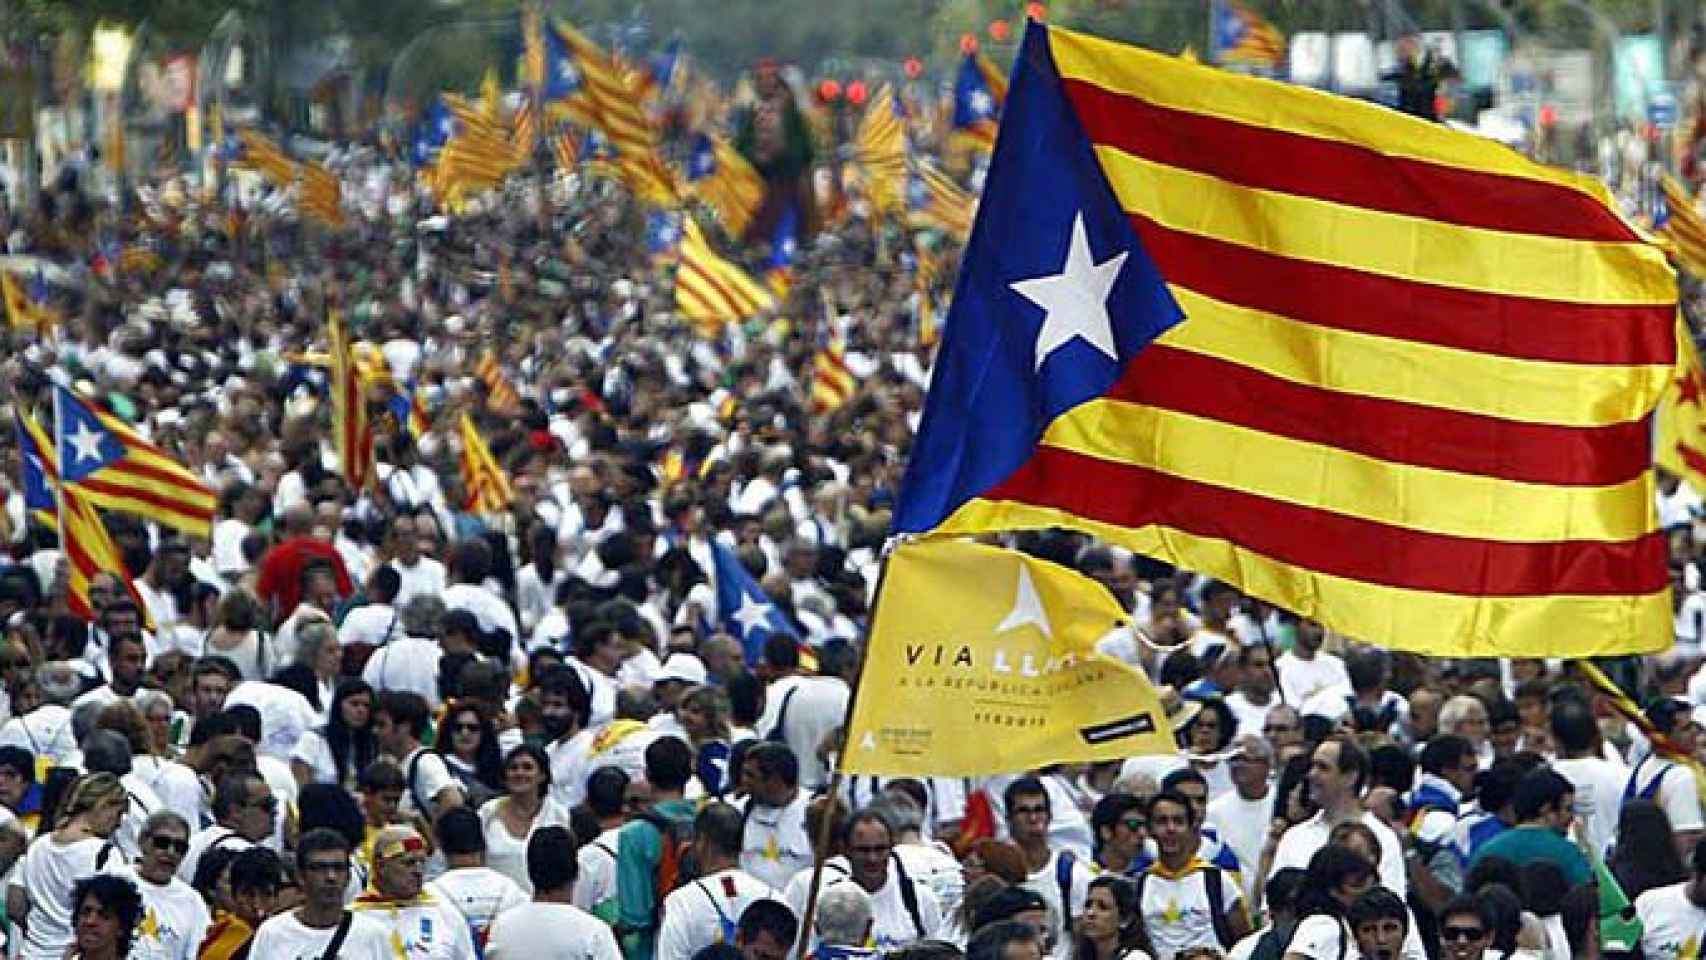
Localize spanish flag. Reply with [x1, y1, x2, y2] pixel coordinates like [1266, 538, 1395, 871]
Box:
[459, 414, 514, 515]
[843, 540, 1178, 776]
[896, 22, 1676, 657]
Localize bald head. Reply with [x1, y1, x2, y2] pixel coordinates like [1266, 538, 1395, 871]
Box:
[281, 506, 315, 537]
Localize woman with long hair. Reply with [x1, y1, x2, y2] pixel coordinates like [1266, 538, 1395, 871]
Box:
[438, 700, 504, 806]
[676, 685, 734, 796]
[65, 874, 143, 960]
[290, 679, 378, 789]
[478, 743, 573, 890]
[1178, 697, 1236, 796]
[1609, 798, 1688, 900]
[1074, 875, 1153, 960]
[1281, 845, 1376, 960]
[14, 772, 128, 960]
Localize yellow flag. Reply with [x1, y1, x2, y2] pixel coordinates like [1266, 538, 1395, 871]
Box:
[843, 540, 1178, 777]
[1657, 318, 1706, 490]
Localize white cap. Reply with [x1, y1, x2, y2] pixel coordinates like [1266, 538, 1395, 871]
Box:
[656, 653, 708, 687]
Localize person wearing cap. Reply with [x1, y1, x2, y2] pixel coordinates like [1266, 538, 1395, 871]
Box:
[352, 825, 477, 960]
[1629, 698, 1706, 856]
[648, 654, 709, 736]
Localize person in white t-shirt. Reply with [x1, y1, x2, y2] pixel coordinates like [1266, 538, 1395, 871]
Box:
[104, 811, 210, 960]
[1268, 736, 1407, 897]
[388, 514, 448, 611]
[374, 690, 464, 819]
[484, 825, 623, 960]
[11, 773, 129, 960]
[1549, 695, 1628, 857]
[338, 566, 404, 651]
[1274, 621, 1348, 708]
[659, 803, 783, 960]
[1629, 700, 1706, 857]
[250, 828, 403, 960]
[352, 825, 477, 960]
[1638, 840, 1706, 960]
[427, 807, 528, 950]
[739, 742, 816, 891]
[1206, 737, 1277, 906]
[1281, 846, 1378, 960]
[1005, 776, 1096, 959]
[787, 809, 943, 953]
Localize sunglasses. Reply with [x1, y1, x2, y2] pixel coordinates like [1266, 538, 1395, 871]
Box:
[150, 836, 190, 854]
[1120, 818, 1146, 832]
[453, 722, 482, 733]
[1441, 928, 1486, 943]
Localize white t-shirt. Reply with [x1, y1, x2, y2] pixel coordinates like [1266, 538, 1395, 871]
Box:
[573, 826, 622, 913]
[484, 901, 624, 960]
[12, 835, 109, 960]
[1640, 882, 1706, 960]
[1021, 850, 1096, 958]
[292, 729, 340, 785]
[428, 867, 529, 948]
[364, 638, 445, 708]
[478, 797, 574, 892]
[1275, 652, 1349, 707]
[660, 869, 784, 960]
[443, 583, 520, 642]
[1136, 860, 1245, 960]
[741, 792, 816, 891]
[224, 680, 320, 762]
[179, 825, 251, 884]
[1552, 756, 1630, 856]
[107, 863, 212, 960]
[1269, 811, 1407, 897]
[1287, 914, 1356, 960]
[545, 730, 594, 809]
[354, 898, 477, 960]
[1206, 791, 1276, 904]
[785, 858, 943, 951]
[340, 603, 402, 648]
[755, 675, 851, 791]
[400, 747, 461, 817]
[250, 909, 403, 960]
[130, 756, 204, 828]
[391, 557, 449, 611]
[1628, 757, 1706, 833]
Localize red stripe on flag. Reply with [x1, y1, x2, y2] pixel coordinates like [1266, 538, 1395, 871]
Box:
[1065, 79, 1642, 244]
[1133, 216, 1676, 366]
[1111, 345, 1653, 486]
[74, 477, 215, 522]
[983, 446, 1669, 596]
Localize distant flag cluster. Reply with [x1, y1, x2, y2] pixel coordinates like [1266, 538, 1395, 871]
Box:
[1211, 0, 1286, 68]
[232, 130, 344, 227]
[1657, 175, 1706, 279]
[686, 133, 766, 239]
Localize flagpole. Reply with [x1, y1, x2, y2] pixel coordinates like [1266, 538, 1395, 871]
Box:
[794, 535, 903, 959]
[49, 387, 67, 583]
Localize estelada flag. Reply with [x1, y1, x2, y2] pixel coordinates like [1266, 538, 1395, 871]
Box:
[1657, 321, 1706, 493]
[895, 22, 1676, 657]
[843, 539, 1177, 777]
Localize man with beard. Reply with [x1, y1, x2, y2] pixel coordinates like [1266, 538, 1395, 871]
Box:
[72, 622, 147, 711]
[539, 667, 594, 808]
[132, 540, 191, 645]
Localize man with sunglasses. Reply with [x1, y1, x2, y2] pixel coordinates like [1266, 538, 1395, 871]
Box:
[1436, 896, 1497, 960]
[1637, 837, 1706, 960]
[106, 811, 209, 960]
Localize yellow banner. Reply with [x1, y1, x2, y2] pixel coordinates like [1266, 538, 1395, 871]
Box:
[843, 539, 1178, 776]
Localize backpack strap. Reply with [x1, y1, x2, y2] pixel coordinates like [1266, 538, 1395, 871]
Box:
[319, 910, 355, 960]
[405, 749, 429, 814]
[767, 685, 801, 743]
[1202, 865, 1236, 949]
[891, 852, 927, 938]
[94, 841, 116, 871]
[696, 878, 738, 943]
[1625, 758, 1675, 802]
[1055, 852, 1076, 937]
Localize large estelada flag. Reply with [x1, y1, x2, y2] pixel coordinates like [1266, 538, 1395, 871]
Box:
[895, 22, 1677, 657]
[52, 384, 215, 538]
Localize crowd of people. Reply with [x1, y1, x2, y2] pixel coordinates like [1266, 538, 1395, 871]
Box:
[0, 54, 1702, 960]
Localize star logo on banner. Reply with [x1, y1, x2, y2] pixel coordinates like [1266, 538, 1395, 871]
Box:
[1010, 212, 1128, 371]
[996, 563, 1052, 639]
[732, 593, 773, 636]
[969, 89, 994, 118]
[66, 422, 106, 465]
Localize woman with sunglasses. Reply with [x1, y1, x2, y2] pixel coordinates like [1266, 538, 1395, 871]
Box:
[64, 874, 144, 960]
[479, 743, 572, 891]
[12, 772, 128, 960]
[291, 679, 379, 790]
[438, 701, 505, 807]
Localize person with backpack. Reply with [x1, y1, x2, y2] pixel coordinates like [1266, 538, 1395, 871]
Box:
[1626, 698, 1705, 857]
[790, 807, 943, 952]
[1006, 776, 1095, 959]
[373, 690, 464, 820]
[738, 743, 814, 891]
[617, 737, 701, 960]
[1133, 790, 1251, 960]
[657, 803, 782, 960]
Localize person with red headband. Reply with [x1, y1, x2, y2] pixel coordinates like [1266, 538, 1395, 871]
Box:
[351, 825, 477, 960]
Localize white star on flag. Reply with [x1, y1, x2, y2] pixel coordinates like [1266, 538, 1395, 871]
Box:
[731, 594, 773, 636]
[66, 422, 106, 466]
[1009, 212, 1128, 371]
[995, 562, 1052, 639]
[970, 89, 994, 118]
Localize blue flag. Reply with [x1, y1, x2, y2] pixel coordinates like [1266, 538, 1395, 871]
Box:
[711, 542, 799, 666]
[893, 22, 1184, 534]
[13, 415, 53, 513]
[54, 386, 127, 486]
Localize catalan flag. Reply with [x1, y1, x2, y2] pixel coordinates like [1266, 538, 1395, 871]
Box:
[675, 219, 777, 338]
[476, 351, 522, 415]
[811, 337, 857, 415]
[327, 311, 374, 493]
[711, 542, 817, 671]
[647, 209, 684, 264]
[298, 163, 344, 228]
[915, 246, 944, 350]
[1211, 0, 1286, 68]
[548, 123, 579, 171]
[17, 412, 151, 627]
[553, 19, 678, 206]
[856, 86, 909, 217]
[386, 381, 432, 441]
[765, 201, 801, 297]
[1657, 175, 1706, 279]
[686, 133, 765, 239]
[2, 271, 58, 334]
[896, 23, 1677, 658]
[1657, 323, 1706, 492]
[432, 92, 527, 200]
[953, 45, 1006, 152]
[907, 160, 975, 240]
[51, 385, 215, 538]
[459, 414, 514, 515]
